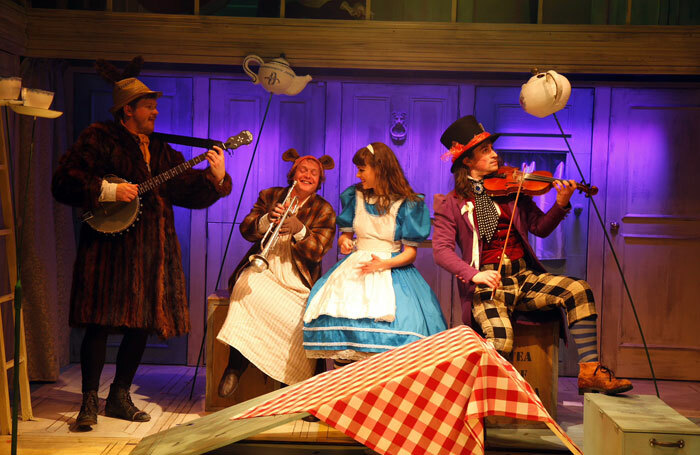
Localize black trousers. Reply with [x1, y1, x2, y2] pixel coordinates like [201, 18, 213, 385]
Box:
[80, 325, 149, 393]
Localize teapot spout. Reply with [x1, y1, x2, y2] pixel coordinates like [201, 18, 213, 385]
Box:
[283, 75, 312, 96]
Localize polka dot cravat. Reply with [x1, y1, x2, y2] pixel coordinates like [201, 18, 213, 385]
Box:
[473, 179, 499, 244]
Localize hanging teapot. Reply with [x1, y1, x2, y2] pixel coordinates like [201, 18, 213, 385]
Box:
[519, 70, 571, 118]
[242, 54, 312, 96]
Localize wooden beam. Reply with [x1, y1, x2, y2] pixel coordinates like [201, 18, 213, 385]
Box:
[0, 0, 27, 56]
[21, 9, 700, 75]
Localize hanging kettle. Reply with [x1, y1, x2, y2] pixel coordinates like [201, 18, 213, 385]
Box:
[519, 70, 571, 118]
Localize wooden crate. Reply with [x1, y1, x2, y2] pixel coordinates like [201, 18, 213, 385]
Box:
[584, 394, 700, 455]
[205, 290, 281, 412]
[486, 318, 559, 428]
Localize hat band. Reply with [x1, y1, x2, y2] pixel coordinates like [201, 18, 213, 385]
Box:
[440, 131, 492, 163]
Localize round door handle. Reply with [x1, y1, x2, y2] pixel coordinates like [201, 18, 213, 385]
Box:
[609, 221, 620, 234]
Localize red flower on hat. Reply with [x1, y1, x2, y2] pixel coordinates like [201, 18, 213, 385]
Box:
[440, 132, 492, 163]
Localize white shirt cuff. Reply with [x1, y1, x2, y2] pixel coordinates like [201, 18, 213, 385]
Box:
[99, 180, 118, 202]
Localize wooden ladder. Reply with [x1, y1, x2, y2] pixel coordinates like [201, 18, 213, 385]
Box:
[0, 104, 33, 434]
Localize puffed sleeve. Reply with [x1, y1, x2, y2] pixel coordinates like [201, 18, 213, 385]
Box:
[397, 196, 431, 246]
[337, 185, 358, 232]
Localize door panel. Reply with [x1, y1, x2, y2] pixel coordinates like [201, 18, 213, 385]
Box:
[70, 73, 193, 364]
[602, 88, 700, 380]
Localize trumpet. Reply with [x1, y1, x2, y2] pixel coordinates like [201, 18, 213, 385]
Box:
[248, 181, 300, 272]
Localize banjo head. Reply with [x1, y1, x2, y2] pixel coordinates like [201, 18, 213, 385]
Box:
[86, 175, 140, 234]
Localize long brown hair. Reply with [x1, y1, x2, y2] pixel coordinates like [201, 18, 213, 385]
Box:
[352, 142, 420, 214]
[454, 166, 475, 200]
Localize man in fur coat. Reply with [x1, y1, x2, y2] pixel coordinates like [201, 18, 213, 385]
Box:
[52, 58, 232, 429]
[433, 115, 632, 396]
[216, 149, 336, 397]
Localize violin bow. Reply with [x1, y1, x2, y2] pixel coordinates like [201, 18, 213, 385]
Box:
[490, 168, 525, 299]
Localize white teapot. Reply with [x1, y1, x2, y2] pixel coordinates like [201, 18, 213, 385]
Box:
[242, 54, 312, 96]
[519, 70, 571, 118]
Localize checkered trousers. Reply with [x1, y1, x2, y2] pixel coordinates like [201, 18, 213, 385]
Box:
[473, 257, 596, 355]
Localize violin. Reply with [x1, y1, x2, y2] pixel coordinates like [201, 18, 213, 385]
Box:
[483, 166, 598, 197]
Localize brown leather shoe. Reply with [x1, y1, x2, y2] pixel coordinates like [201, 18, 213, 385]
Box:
[76, 390, 99, 428]
[105, 384, 151, 422]
[217, 367, 240, 398]
[578, 362, 633, 395]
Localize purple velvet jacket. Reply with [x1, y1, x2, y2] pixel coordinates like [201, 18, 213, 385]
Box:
[432, 190, 570, 325]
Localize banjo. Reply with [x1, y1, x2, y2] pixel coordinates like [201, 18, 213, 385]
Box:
[81, 130, 253, 234]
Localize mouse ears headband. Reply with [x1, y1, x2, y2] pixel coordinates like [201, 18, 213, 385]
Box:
[282, 148, 335, 181]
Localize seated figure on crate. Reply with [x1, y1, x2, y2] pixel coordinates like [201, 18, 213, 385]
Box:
[432, 115, 632, 395]
[216, 149, 336, 397]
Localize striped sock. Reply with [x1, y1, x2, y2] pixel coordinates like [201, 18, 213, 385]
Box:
[570, 316, 599, 363]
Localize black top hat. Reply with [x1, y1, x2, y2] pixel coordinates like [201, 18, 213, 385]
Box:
[440, 115, 500, 173]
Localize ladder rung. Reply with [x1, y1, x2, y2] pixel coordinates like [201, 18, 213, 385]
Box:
[0, 228, 11, 236]
[0, 294, 13, 304]
[4, 357, 26, 371]
[0, 164, 7, 171]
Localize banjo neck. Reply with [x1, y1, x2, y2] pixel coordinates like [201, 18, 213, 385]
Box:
[138, 151, 210, 196]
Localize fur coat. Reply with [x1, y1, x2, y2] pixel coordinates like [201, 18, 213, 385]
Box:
[52, 121, 232, 339]
[228, 186, 336, 292]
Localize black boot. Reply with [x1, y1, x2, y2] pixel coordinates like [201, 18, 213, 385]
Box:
[104, 384, 150, 422]
[76, 390, 99, 428]
[218, 348, 249, 398]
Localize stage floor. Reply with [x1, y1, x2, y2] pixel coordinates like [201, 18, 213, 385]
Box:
[3, 364, 699, 455]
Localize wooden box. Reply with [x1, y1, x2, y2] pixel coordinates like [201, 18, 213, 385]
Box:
[486, 317, 559, 428]
[584, 394, 700, 455]
[205, 290, 281, 412]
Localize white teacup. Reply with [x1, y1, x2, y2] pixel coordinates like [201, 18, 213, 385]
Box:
[21, 88, 54, 109]
[0, 77, 22, 101]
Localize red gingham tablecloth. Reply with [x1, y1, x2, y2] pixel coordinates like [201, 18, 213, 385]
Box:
[233, 325, 581, 455]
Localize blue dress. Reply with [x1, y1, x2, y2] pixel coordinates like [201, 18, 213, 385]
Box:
[303, 186, 447, 360]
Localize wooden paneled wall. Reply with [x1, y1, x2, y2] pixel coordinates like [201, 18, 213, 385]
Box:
[18, 8, 700, 75]
[0, 0, 26, 57]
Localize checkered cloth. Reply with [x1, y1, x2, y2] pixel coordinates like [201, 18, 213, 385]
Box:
[233, 326, 581, 455]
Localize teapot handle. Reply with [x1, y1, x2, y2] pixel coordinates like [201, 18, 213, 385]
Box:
[242, 55, 264, 84]
[546, 70, 563, 102]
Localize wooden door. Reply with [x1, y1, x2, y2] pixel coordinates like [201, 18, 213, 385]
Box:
[600, 88, 700, 380]
[203, 80, 327, 295]
[337, 82, 459, 323]
[70, 73, 194, 364]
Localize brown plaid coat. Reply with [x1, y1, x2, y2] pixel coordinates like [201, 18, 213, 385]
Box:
[229, 187, 336, 292]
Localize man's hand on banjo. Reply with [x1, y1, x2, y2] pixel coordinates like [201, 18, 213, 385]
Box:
[116, 183, 138, 202]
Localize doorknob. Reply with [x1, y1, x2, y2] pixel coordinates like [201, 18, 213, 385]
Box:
[609, 221, 620, 234]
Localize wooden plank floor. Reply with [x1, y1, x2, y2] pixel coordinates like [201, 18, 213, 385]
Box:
[3, 364, 699, 454]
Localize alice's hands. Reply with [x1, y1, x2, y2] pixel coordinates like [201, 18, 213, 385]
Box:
[472, 270, 501, 289]
[554, 179, 577, 208]
[358, 254, 386, 275]
[206, 146, 226, 182]
[338, 234, 355, 255]
[116, 183, 138, 202]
